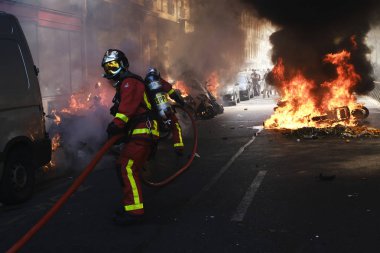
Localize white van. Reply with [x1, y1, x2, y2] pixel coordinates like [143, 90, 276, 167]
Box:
[0, 12, 51, 204]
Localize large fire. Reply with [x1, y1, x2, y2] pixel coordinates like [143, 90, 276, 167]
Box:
[264, 50, 365, 129]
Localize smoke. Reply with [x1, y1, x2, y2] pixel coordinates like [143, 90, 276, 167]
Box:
[85, 0, 247, 86]
[85, 1, 145, 81]
[167, 0, 246, 84]
[47, 88, 115, 170]
[243, 0, 380, 94]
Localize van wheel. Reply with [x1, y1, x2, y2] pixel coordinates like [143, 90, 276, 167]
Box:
[0, 147, 35, 204]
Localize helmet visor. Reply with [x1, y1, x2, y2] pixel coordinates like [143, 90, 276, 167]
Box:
[103, 60, 121, 75]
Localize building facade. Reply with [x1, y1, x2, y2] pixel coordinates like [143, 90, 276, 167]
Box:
[0, 0, 191, 108]
[0, 0, 85, 107]
[241, 10, 275, 71]
[86, 0, 191, 82]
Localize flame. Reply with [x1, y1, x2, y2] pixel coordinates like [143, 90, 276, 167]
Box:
[42, 133, 60, 172]
[173, 80, 190, 97]
[206, 72, 220, 98]
[51, 133, 61, 151]
[61, 94, 88, 113]
[51, 109, 62, 125]
[265, 50, 362, 129]
[58, 82, 113, 115]
[42, 160, 56, 172]
[321, 50, 361, 110]
[47, 81, 114, 170]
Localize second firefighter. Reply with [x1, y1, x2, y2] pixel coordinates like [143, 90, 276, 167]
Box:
[144, 67, 185, 155]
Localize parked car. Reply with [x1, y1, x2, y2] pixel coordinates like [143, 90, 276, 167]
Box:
[237, 72, 254, 101]
[220, 82, 240, 106]
[0, 12, 51, 204]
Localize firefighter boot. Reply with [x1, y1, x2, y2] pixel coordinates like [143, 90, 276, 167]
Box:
[113, 208, 144, 226]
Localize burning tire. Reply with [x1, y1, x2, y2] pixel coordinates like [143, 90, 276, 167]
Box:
[0, 147, 35, 204]
[351, 106, 369, 120]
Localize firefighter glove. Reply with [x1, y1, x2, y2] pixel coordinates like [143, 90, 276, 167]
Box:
[171, 92, 185, 107]
[107, 122, 124, 137]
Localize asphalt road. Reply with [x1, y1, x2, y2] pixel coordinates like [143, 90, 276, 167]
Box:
[2, 96, 380, 253]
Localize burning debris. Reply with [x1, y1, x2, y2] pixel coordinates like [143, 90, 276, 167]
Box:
[244, 0, 380, 136]
[172, 75, 224, 120]
[279, 125, 380, 139]
[45, 83, 114, 170]
[44, 75, 223, 172]
[263, 49, 380, 137]
[264, 50, 368, 129]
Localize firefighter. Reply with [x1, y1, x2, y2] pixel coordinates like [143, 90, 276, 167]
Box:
[101, 49, 159, 225]
[144, 67, 185, 155]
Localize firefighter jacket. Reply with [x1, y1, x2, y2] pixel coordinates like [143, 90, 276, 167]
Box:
[113, 73, 159, 140]
[159, 78, 184, 148]
[160, 78, 185, 106]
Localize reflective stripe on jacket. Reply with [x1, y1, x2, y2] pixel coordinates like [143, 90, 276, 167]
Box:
[113, 75, 159, 138]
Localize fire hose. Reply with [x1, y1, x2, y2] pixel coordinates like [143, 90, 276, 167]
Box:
[142, 106, 198, 187]
[6, 134, 123, 253]
[7, 108, 198, 252]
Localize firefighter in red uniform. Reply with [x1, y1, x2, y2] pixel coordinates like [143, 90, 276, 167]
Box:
[101, 49, 159, 225]
[144, 68, 185, 155]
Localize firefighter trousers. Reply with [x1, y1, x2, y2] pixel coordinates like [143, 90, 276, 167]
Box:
[170, 114, 184, 149]
[117, 138, 152, 215]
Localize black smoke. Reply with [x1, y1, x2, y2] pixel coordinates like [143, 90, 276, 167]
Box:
[244, 0, 380, 94]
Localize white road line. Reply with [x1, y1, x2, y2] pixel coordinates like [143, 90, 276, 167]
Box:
[187, 127, 263, 206]
[231, 170, 267, 222]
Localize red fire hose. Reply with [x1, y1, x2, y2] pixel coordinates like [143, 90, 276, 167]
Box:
[142, 106, 198, 187]
[7, 109, 198, 252]
[7, 134, 124, 253]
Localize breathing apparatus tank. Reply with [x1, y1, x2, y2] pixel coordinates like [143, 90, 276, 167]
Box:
[145, 68, 173, 121]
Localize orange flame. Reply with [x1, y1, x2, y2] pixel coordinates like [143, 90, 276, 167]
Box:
[61, 94, 88, 113]
[59, 82, 113, 115]
[173, 80, 190, 97]
[51, 109, 62, 125]
[47, 81, 114, 169]
[206, 72, 220, 98]
[265, 50, 362, 129]
[321, 50, 361, 110]
[51, 133, 61, 151]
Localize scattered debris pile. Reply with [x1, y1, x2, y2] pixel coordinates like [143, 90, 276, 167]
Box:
[174, 78, 224, 120]
[44, 83, 113, 170]
[277, 125, 380, 139]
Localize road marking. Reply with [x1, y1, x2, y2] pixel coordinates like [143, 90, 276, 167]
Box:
[187, 127, 263, 206]
[231, 170, 267, 222]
